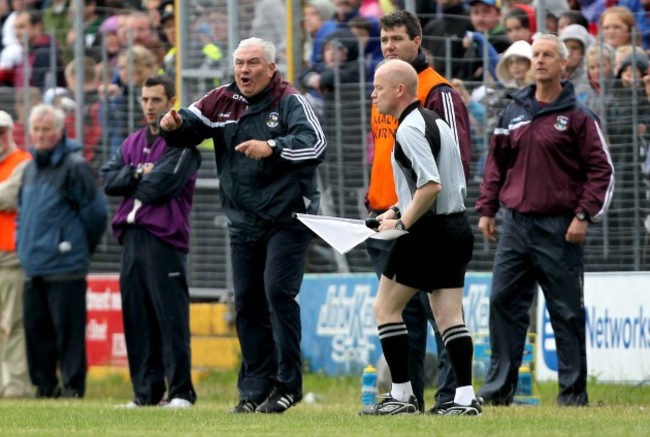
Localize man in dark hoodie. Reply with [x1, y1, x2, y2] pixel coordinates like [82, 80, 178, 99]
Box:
[17, 103, 108, 398]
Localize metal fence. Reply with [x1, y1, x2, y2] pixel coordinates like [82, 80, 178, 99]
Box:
[2, 2, 649, 301]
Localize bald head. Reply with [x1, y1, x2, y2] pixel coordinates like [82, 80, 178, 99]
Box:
[372, 59, 419, 118]
[379, 59, 418, 95]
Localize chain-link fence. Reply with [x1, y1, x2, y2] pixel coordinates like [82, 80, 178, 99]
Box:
[2, 3, 649, 301]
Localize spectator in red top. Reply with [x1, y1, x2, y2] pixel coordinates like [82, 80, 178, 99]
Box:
[12, 10, 66, 90]
[11, 86, 42, 149]
[62, 57, 102, 164]
[503, 4, 536, 44]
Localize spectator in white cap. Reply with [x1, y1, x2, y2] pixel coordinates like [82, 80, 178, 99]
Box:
[559, 23, 594, 102]
[496, 39, 533, 89]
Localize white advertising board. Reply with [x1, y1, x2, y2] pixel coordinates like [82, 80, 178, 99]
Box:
[536, 272, 650, 382]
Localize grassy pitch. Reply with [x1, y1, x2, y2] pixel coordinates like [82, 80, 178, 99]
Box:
[1, 371, 648, 436]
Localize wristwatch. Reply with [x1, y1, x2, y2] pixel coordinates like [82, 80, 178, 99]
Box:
[575, 211, 588, 222]
[395, 220, 406, 231]
[134, 166, 145, 180]
[267, 139, 277, 149]
[390, 205, 400, 216]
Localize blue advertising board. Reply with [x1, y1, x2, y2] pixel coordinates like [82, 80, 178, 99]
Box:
[299, 272, 493, 376]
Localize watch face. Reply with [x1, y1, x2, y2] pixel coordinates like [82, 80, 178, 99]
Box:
[576, 212, 587, 221]
[396, 221, 404, 231]
[267, 139, 276, 148]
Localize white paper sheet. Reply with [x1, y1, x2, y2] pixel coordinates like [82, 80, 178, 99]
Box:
[296, 213, 407, 254]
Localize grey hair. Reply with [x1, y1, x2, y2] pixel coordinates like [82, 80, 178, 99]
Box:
[533, 33, 569, 60]
[233, 37, 276, 63]
[28, 103, 65, 131]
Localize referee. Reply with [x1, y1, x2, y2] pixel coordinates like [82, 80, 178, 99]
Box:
[363, 59, 480, 416]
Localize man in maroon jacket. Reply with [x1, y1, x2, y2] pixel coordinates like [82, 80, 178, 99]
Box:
[475, 34, 614, 407]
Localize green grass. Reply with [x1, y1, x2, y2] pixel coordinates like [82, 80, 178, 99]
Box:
[1, 371, 649, 436]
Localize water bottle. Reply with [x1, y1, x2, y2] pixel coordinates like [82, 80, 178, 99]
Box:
[361, 364, 377, 407]
[516, 365, 532, 396]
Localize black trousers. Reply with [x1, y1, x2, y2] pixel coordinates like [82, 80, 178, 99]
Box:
[230, 223, 312, 402]
[23, 276, 87, 397]
[478, 209, 588, 406]
[120, 228, 196, 405]
[366, 237, 457, 410]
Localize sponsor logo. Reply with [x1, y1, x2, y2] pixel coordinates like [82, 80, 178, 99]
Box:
[541, 305, 559, 371]
[586, 306, 650, 349]
[316, 283, 377, 366]
[86, 288, 122, 311]
[86, 319, 108, 341]
[462, 281, 490, 334]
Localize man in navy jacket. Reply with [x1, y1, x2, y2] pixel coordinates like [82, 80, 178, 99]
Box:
[160, 37, 326, 414]
[17, 104, 107, 398]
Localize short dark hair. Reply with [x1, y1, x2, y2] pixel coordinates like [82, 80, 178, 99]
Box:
[558, 10, 589, 30]
[143, 75, 175, 99]
[505, 7, 530, 30]
[348, 16, 372, 34]
[18, 10, 42, 27]
[379, 10, 422, 40]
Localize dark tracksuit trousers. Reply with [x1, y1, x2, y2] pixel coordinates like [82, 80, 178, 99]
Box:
[478, 209, 588, 406]
[366, 237, 457, 411]
[230, 222, 312, 403]
[120, 228, 196, 405]
[23, 276, 87, 397]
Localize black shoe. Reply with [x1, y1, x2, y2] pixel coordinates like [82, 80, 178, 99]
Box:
[361, 394, 419, 415]
[443, 399, 483, 416]
[230, 399, 259, 413]
[428, 400, 454, 415]
[256, 386, 302, 413]
[35, 386, 61, 399]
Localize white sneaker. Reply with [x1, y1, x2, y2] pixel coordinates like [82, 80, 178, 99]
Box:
[164, 398, 192, 409]
[115, 401, 141, 409]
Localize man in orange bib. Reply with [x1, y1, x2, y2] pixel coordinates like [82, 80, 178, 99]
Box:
[0, 110, 32, 398]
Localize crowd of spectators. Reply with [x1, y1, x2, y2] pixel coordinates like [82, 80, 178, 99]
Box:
[0, 0, 230, 168]
[0, 0, 649, 268]
[295, 0, 650, 270]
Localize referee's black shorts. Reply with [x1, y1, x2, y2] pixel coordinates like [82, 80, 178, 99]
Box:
[383, 211, 474, 291]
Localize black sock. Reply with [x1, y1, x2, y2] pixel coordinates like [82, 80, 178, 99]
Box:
[442, 324, 474, 387]
[378, 322, 410, 383]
